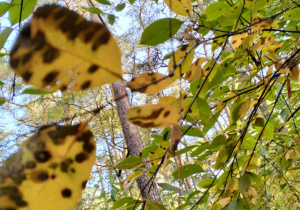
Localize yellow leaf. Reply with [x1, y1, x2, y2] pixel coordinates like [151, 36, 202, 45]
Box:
[231, 32, 248, 50]
[163, 0, 192, 16]
[0, 123, 96, 210]
[183, 25, 197, 44]
[238, 99, 250, 120]
[160, 93, 187, 114]
[216, 100, 224, 112]
[226, 179, 238, 194]
[169, 124, 182, 155]
[126, 72, 173, 93]
[127, 103, 180, 128]
[10, 5, 122, 92]
[185, 57, 207, 82]
[253, 35, 282, 52]
[290, 65, 299, 82]
[168, 44, 195, 80]
[218, 197, 231, 208]
[242, 153, 260, 172]
[245, 187, 258, 197]
[251, 17, 273, 31]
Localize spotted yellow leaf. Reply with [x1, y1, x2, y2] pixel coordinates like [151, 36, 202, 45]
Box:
[10, 5, 122, 92]
[0, 122, 96, 210]
[185, 57, 207, 82]
[159, 93, 187, 115]
[163, 0, 192, 16]
[168, 44, 194, 80]
[251, 17, 273, 31]
[252, 35, 283, 52]
[127, 103, 180, 128]
[126, 72, 173, 93]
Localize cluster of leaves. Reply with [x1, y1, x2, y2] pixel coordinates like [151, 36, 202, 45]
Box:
[1, 0, 300, 209]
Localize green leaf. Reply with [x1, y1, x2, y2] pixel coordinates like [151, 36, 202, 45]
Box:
[172, 164, 203, 179]
[209, 135, 227, 149]
[140, 18, 183, 46]
[175, 145, 197, 156]
[9, 0, 37, 25]
[197, 98, 211, 125]
[128, 0, 136, 4]
[96, 0, 111, 5]
[224, 200, 237, 210]
[0, 81, 4, 87]
[21, 87, 55, 95]
[238, 173, 251, 193]
[0, 98, 5, 106]
[182, 125, 203, 137]
[81, 7, 103, 14]
[203, 2, 228, 21]
[0, 27, 13, 49]
[158, 183, 179, 192]
[198, 178, 216, 188]
[146, 200, 167, 210]
[284, 8, 300, 20]
[203, 111, 221, 134]
[108, 14, 115, 25]
[111, 197, 134, 210]
[116, 156, 141, 169]
[191, 142, 209, 157]
[140, 145, 157, 159]
[115, 3, 126, 11]
[0, 3, 11, 17]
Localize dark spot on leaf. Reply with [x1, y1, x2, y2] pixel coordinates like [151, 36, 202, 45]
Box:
[81, 81, 91, 90]
[92, 31, 110, 51]
[70, 168, 75, 173]
[34, 4, 57, 18]
[32, 31, 46, 50]
[43, 71, 59, 85]
[75, 153, 87, 163]
[54, 9, 65, 20]
[34, 151, 51, 163]
[0, 186, 18, 196]
[22, 52, 31, 64]
[37, 172, 49, 181]
[25, 161, 36, 169]
[43, 47, 59, 63]
[77, 131, 93, 142]
[84, 31, 94, 43]
[60, 85, 67, 91]
[9, 194, 27, 207]
[164, 111, 170, 117]
[51, 174, 56, 179]
[69, 21, 90, 40]
[88, 64, 99, 73]
[61, 188, 72, 198]
[83, 142, 95, 152]
[181, 45, 188, 51]
[20, 24, 31, 39]
[82, 180, 87, 189]
[59, 17, 76, 32]
[10, 58, 19, 69]
[232, 40, 237, 44]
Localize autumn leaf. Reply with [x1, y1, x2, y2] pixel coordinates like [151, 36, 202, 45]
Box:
[0, 122, 96, 209]
[10, 5, 122, 92]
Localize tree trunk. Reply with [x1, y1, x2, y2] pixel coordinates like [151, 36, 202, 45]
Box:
[87, 0, 162, 203]
[112, 81, 162, 203]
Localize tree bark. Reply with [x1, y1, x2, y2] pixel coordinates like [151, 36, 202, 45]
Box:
[112, 81, 162, 203]
[87, 0, 162, 203]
